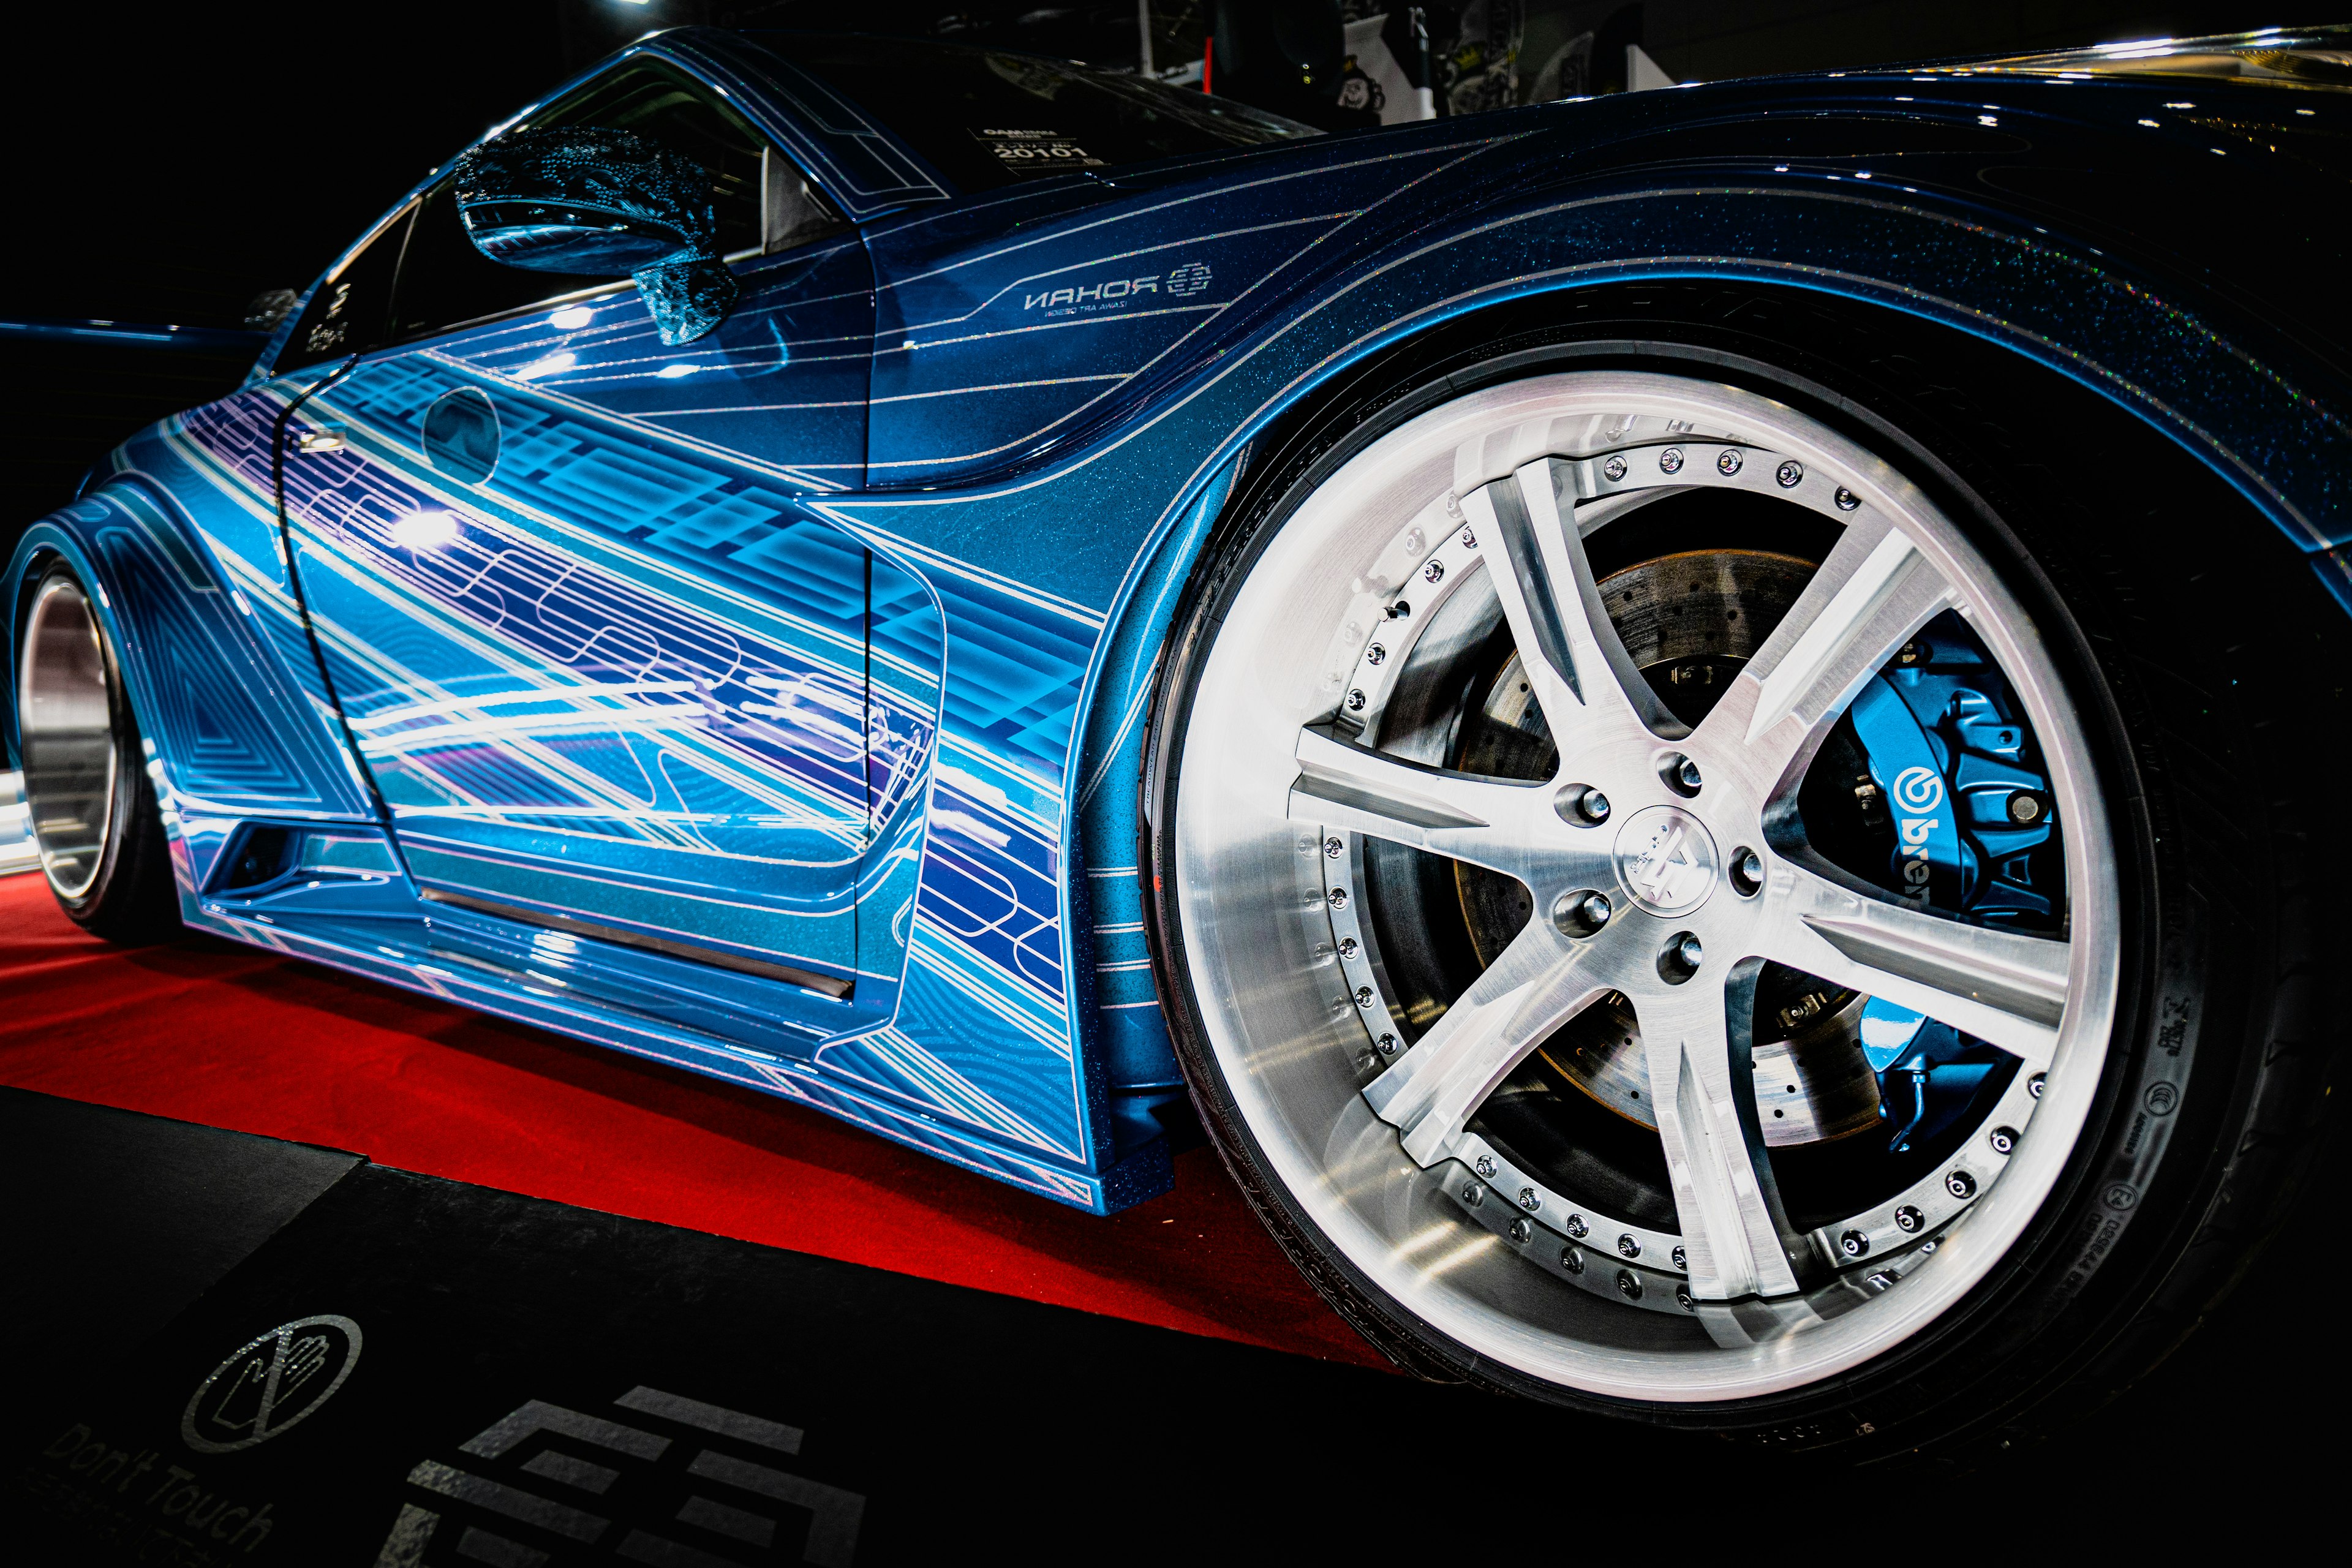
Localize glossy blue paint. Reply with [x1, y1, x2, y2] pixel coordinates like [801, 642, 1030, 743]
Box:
[7, 28, 2346, 1212]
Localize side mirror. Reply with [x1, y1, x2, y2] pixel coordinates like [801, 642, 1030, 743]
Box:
[451, 127, 737, 347]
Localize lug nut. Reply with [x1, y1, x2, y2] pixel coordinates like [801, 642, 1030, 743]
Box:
[1560, 785, 1611, 824]
[1554, 889, 1613, 938]
[1840, 1229, 1871, 1259]
[1662, 753, 1702, 795]
[1730, 846, 1764, 897]
[1660, 932, 1703, 983]
[1894, 1205, 1924, 1234]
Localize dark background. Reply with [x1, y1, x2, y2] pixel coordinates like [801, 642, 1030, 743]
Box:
[0, 1, 2298, 526]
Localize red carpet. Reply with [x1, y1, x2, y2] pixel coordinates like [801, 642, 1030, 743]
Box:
[0, 872, 1382, 1368]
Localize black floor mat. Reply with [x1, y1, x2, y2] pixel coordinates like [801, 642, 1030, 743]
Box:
[6, 1155, 1790, 1564]
[5, 1088, 2339, 1562]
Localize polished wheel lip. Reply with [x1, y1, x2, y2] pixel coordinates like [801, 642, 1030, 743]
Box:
[1170, 371, 2119, 1402]
[18, 575, 118, 904]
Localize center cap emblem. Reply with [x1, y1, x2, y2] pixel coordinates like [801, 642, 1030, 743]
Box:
[1612, 805, 1719, 916]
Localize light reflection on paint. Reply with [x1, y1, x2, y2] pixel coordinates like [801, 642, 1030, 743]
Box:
[389, 511, 461, 549]
[518, 352, 578, 380]
[549, 306, 594, 329]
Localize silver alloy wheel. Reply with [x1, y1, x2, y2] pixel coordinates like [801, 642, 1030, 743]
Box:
[1171, 372, 2119, 1400]
[18, 575, 118, 902]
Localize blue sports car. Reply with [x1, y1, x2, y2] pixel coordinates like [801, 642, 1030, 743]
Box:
[10, 24, 2346, 1452]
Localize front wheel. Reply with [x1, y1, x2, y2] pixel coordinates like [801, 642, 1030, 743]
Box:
[1141, 320, 2338, 1458]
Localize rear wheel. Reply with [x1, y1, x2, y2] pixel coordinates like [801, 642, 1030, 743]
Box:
[1142, 312, 2339, 1458]
[16, 561, 179, 942]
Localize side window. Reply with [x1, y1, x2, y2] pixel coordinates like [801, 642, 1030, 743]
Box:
[382, 57, 846, 346]
[276, 205, 413, 374]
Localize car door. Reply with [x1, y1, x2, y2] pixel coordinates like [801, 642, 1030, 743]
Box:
[274, 55, 883, 999]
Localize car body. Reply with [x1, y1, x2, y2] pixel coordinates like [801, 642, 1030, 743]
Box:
[8, 24, 2346, 1216]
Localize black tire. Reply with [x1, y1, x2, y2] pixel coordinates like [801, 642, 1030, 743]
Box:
[1139, 282, 2345, 1464]
[15, 558, 181, 944]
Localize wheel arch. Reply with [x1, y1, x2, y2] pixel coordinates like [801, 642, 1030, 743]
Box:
[1066, 243, 2343, 1103]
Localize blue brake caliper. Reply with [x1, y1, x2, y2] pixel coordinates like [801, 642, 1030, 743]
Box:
[1842, 612, 2057, 1152]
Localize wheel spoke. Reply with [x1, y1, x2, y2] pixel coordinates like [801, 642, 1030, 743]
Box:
[1291, 723, 1593, 884]
[1641, 968, 1807, 1300]
[1363, 922, 1618, 1167]
[1461, 464, 1679, 746]
[1760, 861, 2071, 1068]
[1698, 513, 1956, 793]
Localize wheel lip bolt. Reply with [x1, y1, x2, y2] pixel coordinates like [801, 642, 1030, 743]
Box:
[2029, 1072, 2046, 1099]
[1730, 846, 1764, 897]
[1840, 1229, 1871, 1258]
[1946, 1169, 1978, 1200]
[1517, 1186, 1541, 1212]
[1990, 1125, 2019, 1155]
[1354, 986, 1376, 1009]
[1775, 459, 1804, 488]
[1894, 1204, 1925, 1234]
[1617, 1233, 1641, 1259]
[1717, 448, 1744, 476]
[1462, 1181, 1485, 1206]
[1561, 1245, 1586, 1274]
[1474, 1154, 1496, 1178]
[1346, 688, 1366, 711]
[1671, 1244, 1687, 1271]
[1834, 485, 1861, 511]
[1323, 835, 1345, 858]
[1509, 1216, 1533, 1244]
[1376, 1033, 1398, 1056]
[1659, 447, 1685, 474]
[1602, 453, 1628, 481]
[1616, 1268, 1644, 1300]
[1566, 1213, 1589, 1239]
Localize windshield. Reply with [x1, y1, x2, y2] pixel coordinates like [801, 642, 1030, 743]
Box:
[750, 32, 1318, 192]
